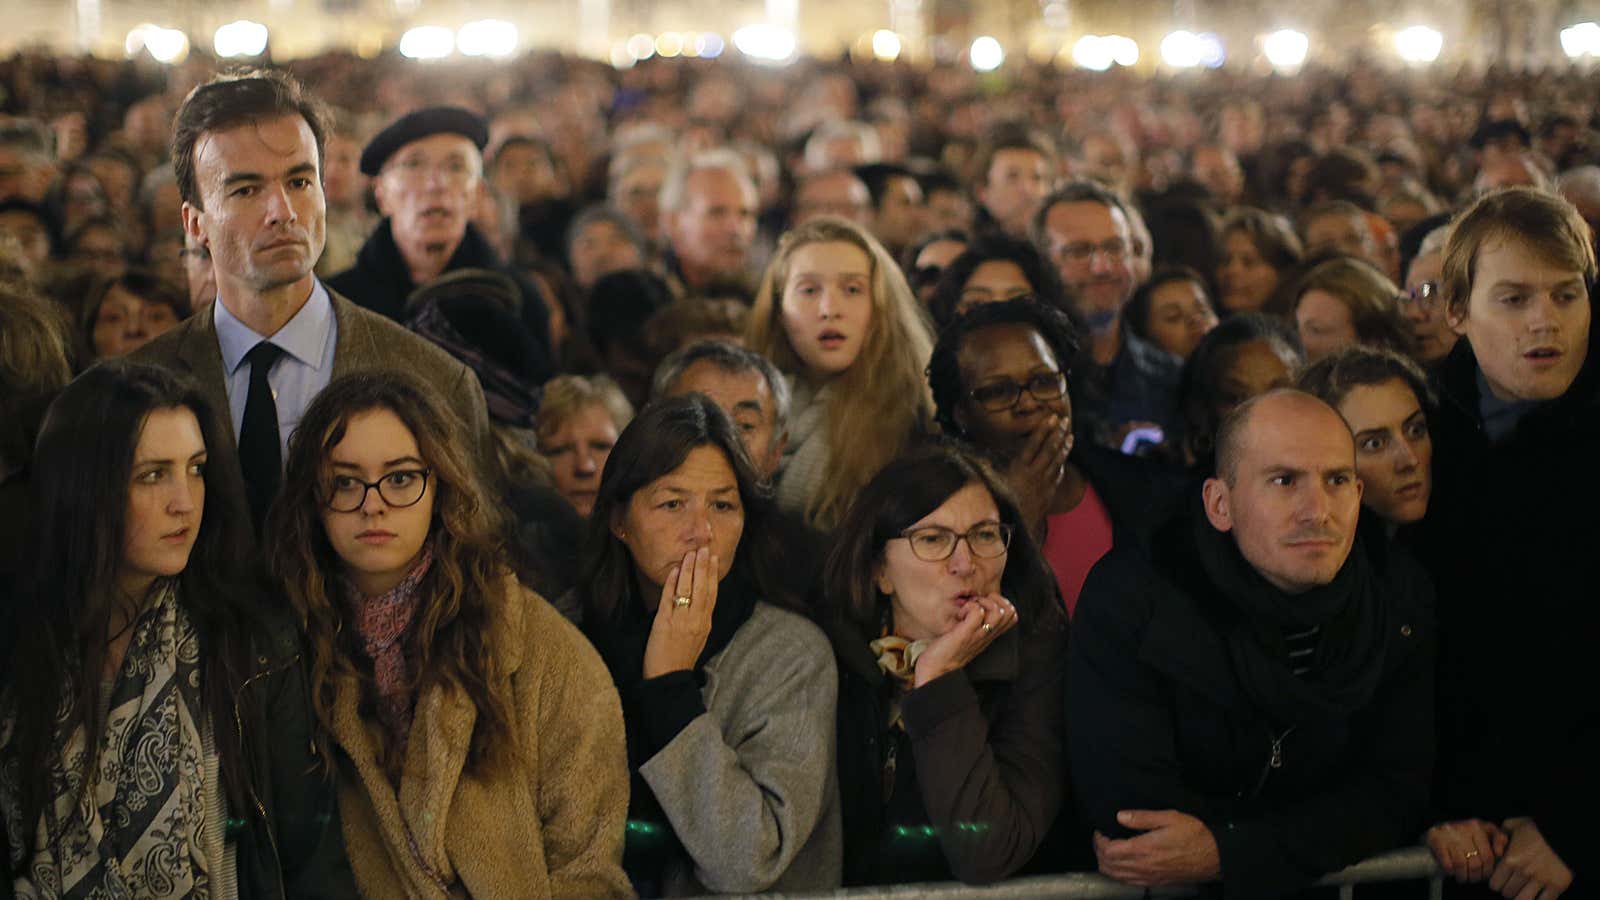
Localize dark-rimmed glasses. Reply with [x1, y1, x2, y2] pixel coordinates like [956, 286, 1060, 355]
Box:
[897, 522, 1013, 562]
[326, 469, 431, 513]
[969, 371, 1068, 412]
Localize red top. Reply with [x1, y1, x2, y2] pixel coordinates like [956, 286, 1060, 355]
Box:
[1041, 482, 1115, 619]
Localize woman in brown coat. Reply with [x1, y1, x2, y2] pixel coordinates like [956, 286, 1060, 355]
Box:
[821, 444, 1068, 886]
[267, 371, 631, 898]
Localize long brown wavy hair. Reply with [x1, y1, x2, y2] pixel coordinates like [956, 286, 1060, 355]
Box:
[264, 371, 517, 776]
[746, 216, 935, 529]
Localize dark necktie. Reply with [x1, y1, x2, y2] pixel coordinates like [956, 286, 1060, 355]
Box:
[239, 341, 285, 529]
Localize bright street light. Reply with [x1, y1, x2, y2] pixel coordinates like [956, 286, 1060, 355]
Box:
[398, 25, 453, 59]
[458, 20, 518, 58]
[970, 35, 1004, 71]
[1263, 28, 1309, 68]
[733, 23, 796, 64]
[214, 20, 268, 58]
[872, 29, 902, 62]
[1560, 22, 1600, 59]
[126, 24, 189, 63]
[1394, 25, 1442, 64]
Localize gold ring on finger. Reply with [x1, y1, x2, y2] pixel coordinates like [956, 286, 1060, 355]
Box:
[1463, 850, 1478, 859]
[674, 596, 692, 609]
[982, 623, 994, 634]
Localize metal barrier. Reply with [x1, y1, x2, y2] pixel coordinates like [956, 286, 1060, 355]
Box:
[735, 847, 1442, 899]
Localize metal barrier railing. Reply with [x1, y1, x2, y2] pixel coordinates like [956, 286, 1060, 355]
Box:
[735, 847, 1442, 899]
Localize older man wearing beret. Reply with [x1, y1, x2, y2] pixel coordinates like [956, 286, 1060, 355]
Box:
[328, 106, 555, 382]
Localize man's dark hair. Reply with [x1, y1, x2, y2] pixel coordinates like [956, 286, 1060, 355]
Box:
[1029, 180, 1132, 250]
[971, 122, 1056, 190]
[171, 69, 332, 209]
[1125, 263, 1211, 343]
[926, 232, 1073, 328]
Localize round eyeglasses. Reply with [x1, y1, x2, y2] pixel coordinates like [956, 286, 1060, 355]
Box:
[896, 523, 1013, 562]
[326, 469, 431, 513]
[1400, 281, 1438, 308]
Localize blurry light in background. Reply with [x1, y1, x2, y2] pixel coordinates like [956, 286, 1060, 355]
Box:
[696, 33, 726, 57]
[214, 20, 267, 58]
[969, 35, 1004, 71]
[1197, 33, 1226, 67]
[398, 25, 453, 59]
[1104, 34, 1138, 66]
[626, 32, 655, 60]
[126, 24, 189, 63]
[1560, 22, 1600, 58]
[458, 20, 518, 58]
[610, 40, 635, 68]
[733, 24, 796, 63]
[1394, 25, 1442, 63]
[1161, 30, 1203, 68]
[1073, 35, 1113, 71]
[655, 32, 684, 58]
[872, 29, 902, 62]
[1262, 28, 1309, 68]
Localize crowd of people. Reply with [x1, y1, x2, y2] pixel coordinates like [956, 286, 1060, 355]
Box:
[0, 42, 1595, 899]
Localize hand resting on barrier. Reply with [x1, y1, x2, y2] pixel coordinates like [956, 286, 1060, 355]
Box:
[1092, 808, 1221, 887]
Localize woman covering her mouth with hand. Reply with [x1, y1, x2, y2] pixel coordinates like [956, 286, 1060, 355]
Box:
[266, 371, 630, 898]
[821, 443, 1068, 886]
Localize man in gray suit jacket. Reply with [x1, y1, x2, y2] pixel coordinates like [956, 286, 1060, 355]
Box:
[137, 68, 490, 535]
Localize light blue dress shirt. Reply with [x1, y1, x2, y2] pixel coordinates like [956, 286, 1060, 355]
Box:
[213, 280, 339, 465]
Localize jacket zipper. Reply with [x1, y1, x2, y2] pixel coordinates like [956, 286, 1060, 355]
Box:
[234, 654, 298, 900]
[1248, 725, 1295, 799]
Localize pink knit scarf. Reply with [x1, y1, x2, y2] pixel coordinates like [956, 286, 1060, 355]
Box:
[345, 543, 435, 750]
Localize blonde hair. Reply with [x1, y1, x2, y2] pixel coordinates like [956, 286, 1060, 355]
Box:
[746, 216, 935, 529]
[534, 374, 634, 448]
[1441, 186, 1597, 317]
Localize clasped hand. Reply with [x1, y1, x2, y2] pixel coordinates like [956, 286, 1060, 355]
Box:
[1428, 816, 1572, 899]
[1094, 809, 1221, 886]
[642, 547, 719, 680]
[911, 594, 1016, 689]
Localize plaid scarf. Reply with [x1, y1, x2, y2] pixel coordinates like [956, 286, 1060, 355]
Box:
[344, 545, 435, 756]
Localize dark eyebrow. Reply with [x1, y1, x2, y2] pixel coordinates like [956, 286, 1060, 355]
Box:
[222, 161, 317, 189]
[383, 456, 426, 468]
[732, 400, 765, 415]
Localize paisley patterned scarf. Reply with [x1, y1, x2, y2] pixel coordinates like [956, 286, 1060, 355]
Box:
[1, 579, 213, 899]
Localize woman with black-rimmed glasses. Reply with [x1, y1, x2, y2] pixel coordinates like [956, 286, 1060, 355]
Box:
[926, 300, 1186, 618]
[821, 443, 1069, 886]
[264, 370, 632, 898]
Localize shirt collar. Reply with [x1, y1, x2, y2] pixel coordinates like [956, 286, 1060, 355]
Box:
[214, 280, 334, 374]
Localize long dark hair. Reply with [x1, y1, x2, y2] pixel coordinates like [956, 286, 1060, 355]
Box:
[576, 394, 795, 624]
[264, 371, 516, 777]
[821, 442, 1063, 639]
[5, 360, 261, 853]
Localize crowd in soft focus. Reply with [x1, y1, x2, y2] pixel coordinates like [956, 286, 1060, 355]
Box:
[0, 44, 1597, 899]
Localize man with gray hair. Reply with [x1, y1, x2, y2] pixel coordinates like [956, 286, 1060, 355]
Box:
[652, 339, 789, 479]
[660, 148, 759, 295]
[0, 119, 56, 204]
[1400, 223, 1457, 366]
[802, 120, 882, 174]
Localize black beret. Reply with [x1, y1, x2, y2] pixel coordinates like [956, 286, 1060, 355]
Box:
[359, 106, 489, 176]
[1469, 118, 1531, 150]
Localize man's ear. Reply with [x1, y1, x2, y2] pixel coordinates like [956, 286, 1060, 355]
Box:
[1201, 478, 1233, 533]
[1445, 300, 1469, 335]
[181, 201, 206, 248]
[372, 176, 394, 218]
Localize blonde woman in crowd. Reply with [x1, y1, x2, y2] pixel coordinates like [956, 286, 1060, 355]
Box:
[746, 217, 935, 530]
[535, 374, 634, 519]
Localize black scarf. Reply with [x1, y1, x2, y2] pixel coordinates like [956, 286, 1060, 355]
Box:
[1189, 506, 1391, 726]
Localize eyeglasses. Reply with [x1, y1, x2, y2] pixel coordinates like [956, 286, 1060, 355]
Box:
[896, 522, 1013, 562]
[1054, 238, 1129, 265]
[968, 371, 1068, 412]
[325, 469, 431, 513]
[1400, 281, 1438, 308]
[383, 155, 479, 186]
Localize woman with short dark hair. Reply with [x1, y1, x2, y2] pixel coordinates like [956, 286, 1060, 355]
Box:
[822, 443, 1067, 886]
[576, 394, 841, 896]
[1, 359, 354, 898]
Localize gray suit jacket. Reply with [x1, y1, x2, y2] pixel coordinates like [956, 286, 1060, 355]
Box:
[135, 289, 492, 537]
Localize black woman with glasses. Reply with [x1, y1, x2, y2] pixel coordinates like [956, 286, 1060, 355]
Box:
[820, 442, 1069, 886]
[927, 299, 1185, 618]
[264, 371, 632, 897]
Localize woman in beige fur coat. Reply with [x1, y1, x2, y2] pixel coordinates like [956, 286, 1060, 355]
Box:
[267, 371, 632, 898]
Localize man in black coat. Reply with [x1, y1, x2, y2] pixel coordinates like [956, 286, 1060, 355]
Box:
[1416, 187, 1596, 896]
[1069, 389, 1434, 898]
[326, 107, 554, 383]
